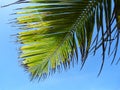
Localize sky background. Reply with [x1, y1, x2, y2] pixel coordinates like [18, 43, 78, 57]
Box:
[0, 0, 120, 90]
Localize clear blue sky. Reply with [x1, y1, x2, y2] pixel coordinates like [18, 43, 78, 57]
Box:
[0, 0, 120, 90]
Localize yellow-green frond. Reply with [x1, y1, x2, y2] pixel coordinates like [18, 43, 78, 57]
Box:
[12, 0, 120, 80]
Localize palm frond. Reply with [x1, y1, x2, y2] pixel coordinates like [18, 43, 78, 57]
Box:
[12, 0, 120, 80]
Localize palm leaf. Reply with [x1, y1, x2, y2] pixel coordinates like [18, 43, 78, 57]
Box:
[11, 0, 120, 80]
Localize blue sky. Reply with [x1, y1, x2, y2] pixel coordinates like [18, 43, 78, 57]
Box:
[0, 0, 120, 90]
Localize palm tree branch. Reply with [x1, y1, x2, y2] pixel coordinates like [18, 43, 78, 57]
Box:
[11, 0, 120, 80]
